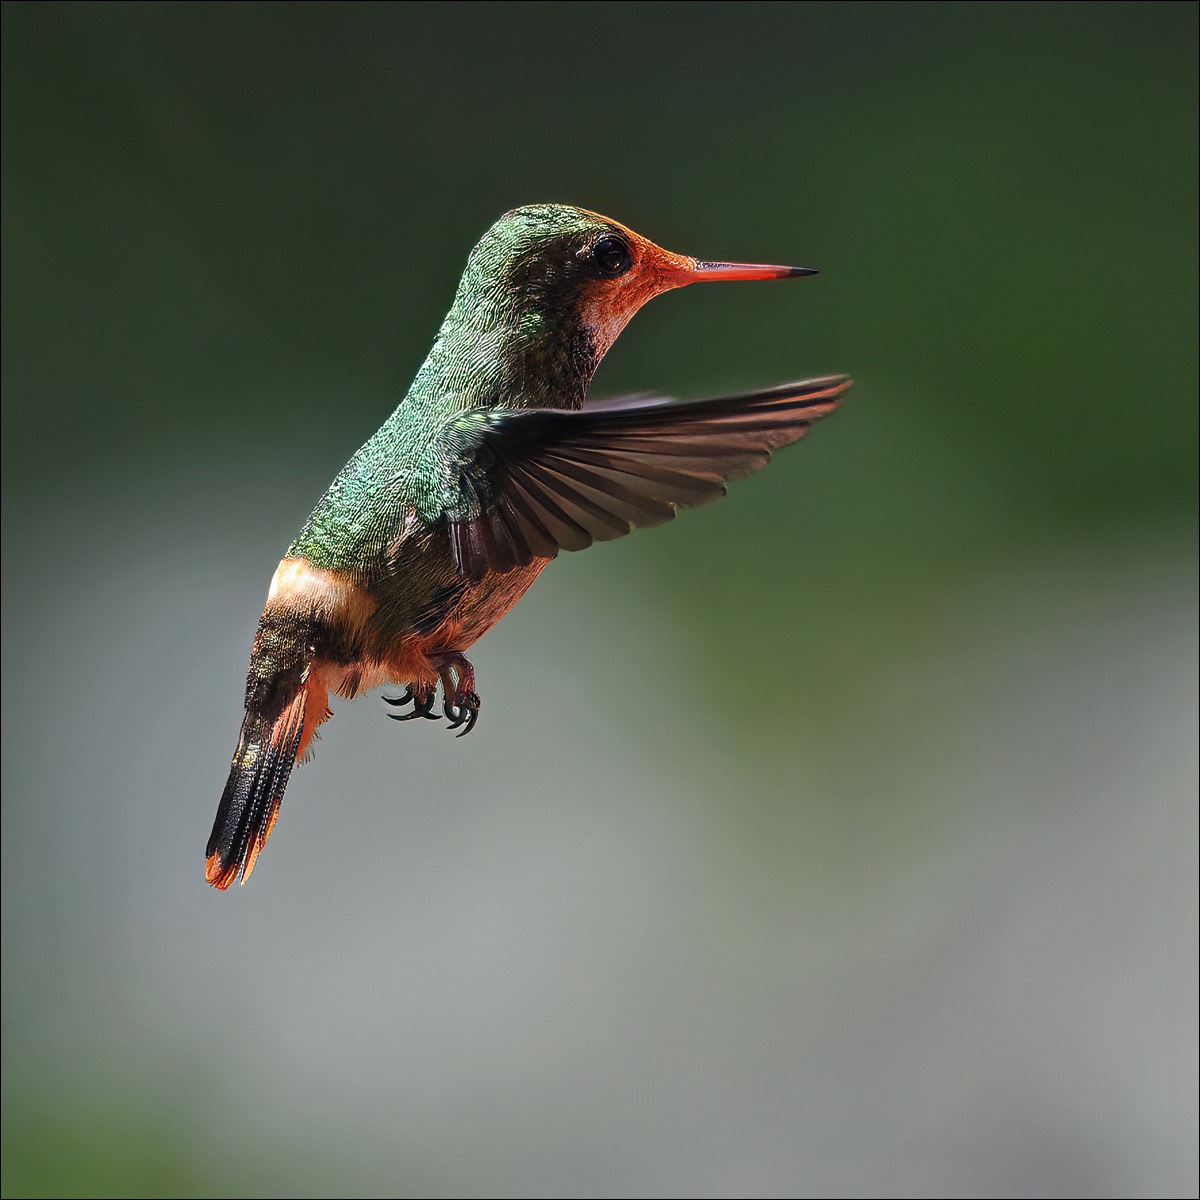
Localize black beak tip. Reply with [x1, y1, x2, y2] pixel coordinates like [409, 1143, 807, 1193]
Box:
[788, 266, 819, 277]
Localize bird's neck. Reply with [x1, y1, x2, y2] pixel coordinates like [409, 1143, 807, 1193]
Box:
[404, 273, 601, 415]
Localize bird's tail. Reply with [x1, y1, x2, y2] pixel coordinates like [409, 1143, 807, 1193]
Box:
[206, 685, 309, 890]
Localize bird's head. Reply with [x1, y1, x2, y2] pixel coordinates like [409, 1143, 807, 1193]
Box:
[463, 203, 815, 360]
[421, 204, 815, 410]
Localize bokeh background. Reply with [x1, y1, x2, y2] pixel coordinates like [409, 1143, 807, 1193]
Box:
[3, 3, 1196, 1197]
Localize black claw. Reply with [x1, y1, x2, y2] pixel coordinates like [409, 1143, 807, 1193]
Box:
[389, 673, 479, 736]
[387, 687, 441, 721]
[449, 694, 479, 737]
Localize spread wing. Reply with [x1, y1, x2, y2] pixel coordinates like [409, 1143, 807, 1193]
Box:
[445, 375, 850, 581]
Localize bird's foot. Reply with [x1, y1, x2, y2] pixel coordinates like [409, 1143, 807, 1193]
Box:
[382, 684, 440, 722]
[441, 690, 480, 737]
[433, 653, 481, 738]
[381, 655, 481, 736]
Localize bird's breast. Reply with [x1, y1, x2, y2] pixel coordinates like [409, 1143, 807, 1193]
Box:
[406, 559, 550, 655]
[323, 557, 551, 698]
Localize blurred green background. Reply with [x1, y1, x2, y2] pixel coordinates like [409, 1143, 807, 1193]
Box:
[2, 3, 1196, 1197]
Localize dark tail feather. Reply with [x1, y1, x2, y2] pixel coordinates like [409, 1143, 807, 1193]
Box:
[206, 688, 307, 890]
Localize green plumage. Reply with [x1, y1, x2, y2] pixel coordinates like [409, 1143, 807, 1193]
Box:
[289, 205, 615, 579]
[207, 201, 847, 889]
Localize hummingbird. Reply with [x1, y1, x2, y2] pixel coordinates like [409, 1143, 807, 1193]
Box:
[206, 204, 850, 890]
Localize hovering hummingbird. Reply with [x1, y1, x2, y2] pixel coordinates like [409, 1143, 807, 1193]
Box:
[206, 204, 850, 889]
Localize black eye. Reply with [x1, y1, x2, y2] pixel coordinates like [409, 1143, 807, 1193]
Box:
[591, 235, 633, 278]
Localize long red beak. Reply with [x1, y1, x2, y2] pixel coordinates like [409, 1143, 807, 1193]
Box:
[676, 259, 817, 283]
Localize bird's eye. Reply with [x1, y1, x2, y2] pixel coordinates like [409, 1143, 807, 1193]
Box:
[591, 235, 633, 279]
